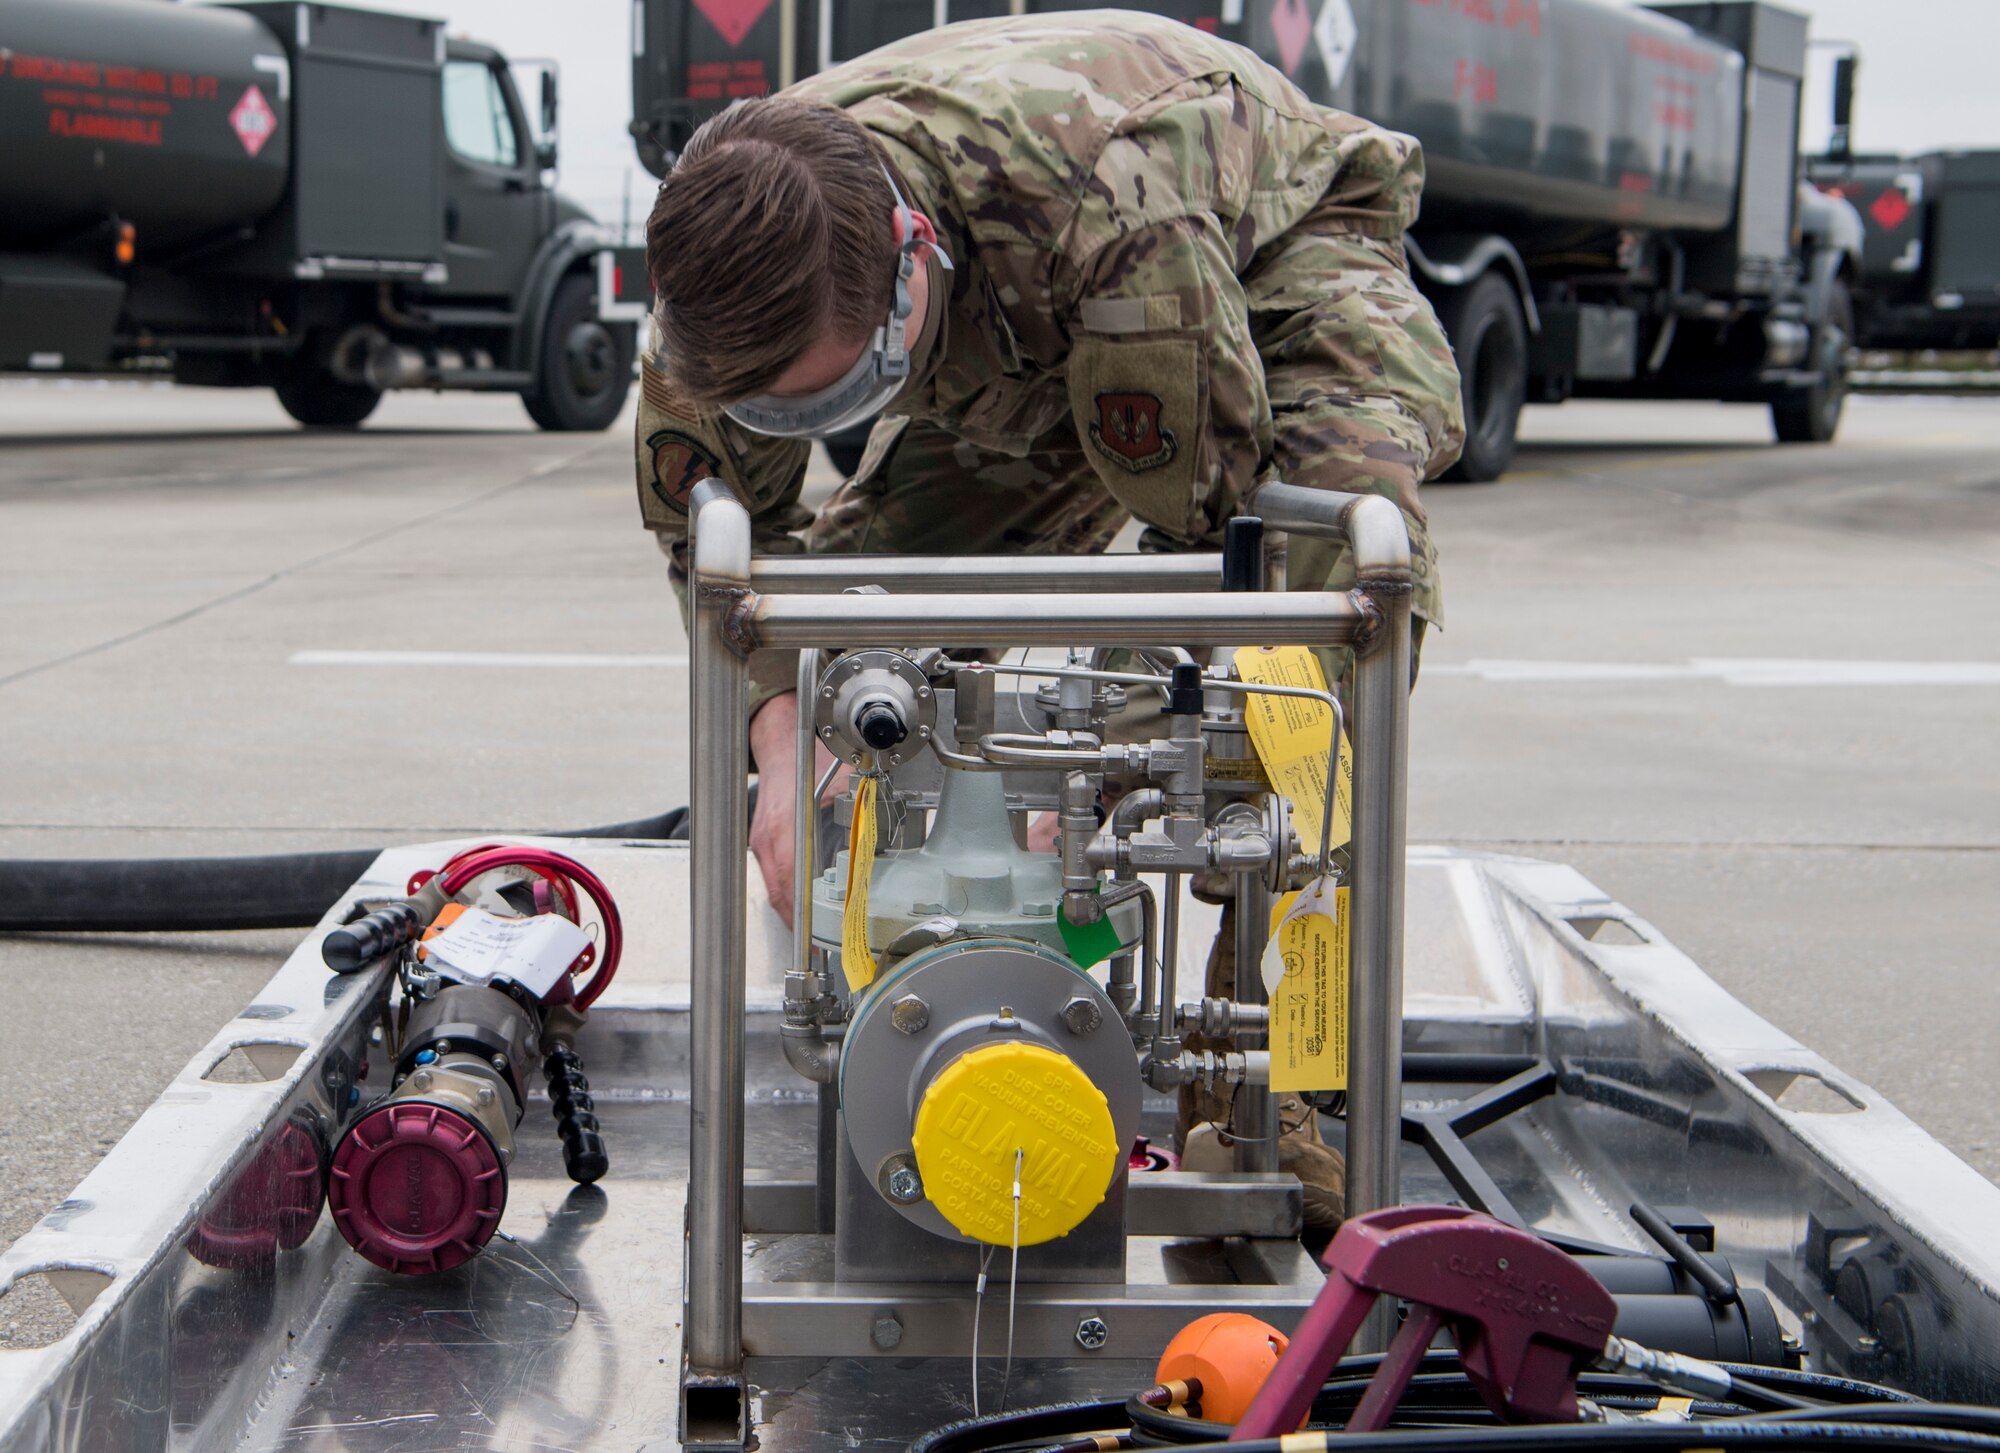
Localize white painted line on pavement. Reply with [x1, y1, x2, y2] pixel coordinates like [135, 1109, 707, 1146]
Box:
[1427, 658, 2000, 687]
[290, 650, 688, 669]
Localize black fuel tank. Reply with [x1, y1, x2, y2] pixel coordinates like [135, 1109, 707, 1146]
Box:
[0, 0, 290, 253]
[1273, 0, 1745, 243]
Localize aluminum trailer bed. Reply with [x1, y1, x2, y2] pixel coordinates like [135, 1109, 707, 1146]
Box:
[3, 838, 1998, 1451]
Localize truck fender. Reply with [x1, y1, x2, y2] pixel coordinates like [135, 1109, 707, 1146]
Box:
[511, 219, 613, 372]
[1405, 234, 1541, 334]
[1798, 187, 1863, 330]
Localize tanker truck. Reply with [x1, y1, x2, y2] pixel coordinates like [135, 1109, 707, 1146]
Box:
[1808, 149, 2000, 353]
[0, 0, 634, 431]
[627, 0, 1859, 479]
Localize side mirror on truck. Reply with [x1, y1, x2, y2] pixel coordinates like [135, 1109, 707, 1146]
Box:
[1828, 53, 1858, 160]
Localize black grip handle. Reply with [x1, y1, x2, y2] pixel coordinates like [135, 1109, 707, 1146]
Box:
[1168, 661, 1204, 719]
[1630, 1199, 1738, 1305]
[545, 1046, 609, 1184]
[1223, 516, 1264, 593]
[322, 901, 424, 974]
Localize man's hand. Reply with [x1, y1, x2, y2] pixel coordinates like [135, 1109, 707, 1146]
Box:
[748, 692, 842, 929]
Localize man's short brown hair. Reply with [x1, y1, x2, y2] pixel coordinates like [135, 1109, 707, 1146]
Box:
[646, 98, 900, 403]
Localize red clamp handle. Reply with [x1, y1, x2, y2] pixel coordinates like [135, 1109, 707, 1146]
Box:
[1232, 1205, 1616, 1439]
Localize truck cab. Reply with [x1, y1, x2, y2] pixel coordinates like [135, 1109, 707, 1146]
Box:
[0, 0, 634, 432]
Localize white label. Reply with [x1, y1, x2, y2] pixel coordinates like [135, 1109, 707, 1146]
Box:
[421, 907, 591, 998]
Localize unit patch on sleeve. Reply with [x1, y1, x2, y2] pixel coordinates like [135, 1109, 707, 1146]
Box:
[645, 429, 721, 514]
[1087, 391, 1178, 473]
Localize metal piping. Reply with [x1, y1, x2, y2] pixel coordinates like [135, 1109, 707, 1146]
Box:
[1243, 484, 1413, 1353]
[1108, 790, 1167, 1025]
[793, 649, 820, 973]
[1233, 873, 1277, 1174]
[749, 554, 1220, 594]
[783, 648, 839, 1086]
[745, 591, 1372, 650]
[688, 482, 752, 1376]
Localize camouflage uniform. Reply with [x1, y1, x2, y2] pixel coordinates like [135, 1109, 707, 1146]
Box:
[636, 10, 1464, 717]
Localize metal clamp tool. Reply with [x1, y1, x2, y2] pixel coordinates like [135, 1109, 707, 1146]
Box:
[1233, 1205, 1619, 1438]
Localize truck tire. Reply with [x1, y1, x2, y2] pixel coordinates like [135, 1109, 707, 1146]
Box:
[1438, 273, 1528, 484]
[522, 273, 635, 432]
[274, 370, 381, 429]
[1772, 279, 1852, 445]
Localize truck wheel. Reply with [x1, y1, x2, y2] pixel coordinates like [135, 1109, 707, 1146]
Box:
[1772, 280, 1853, 445]
[274, 370, 381, 429]
[1438, 273, 1528, 483]
[522, 274, 635, 432]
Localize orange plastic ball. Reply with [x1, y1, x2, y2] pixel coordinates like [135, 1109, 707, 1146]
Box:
[1155, 1312, 1293, 1426]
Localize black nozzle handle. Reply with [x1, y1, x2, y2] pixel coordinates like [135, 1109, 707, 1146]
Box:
[321, 901, 424, 974]
[1223, 515, 1265, 593]
[1168, 661, 1204, 719]
[545, 1045, 609, 1184]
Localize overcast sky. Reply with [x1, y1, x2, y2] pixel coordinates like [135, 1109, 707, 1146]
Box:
[241, 0, 2000, 235]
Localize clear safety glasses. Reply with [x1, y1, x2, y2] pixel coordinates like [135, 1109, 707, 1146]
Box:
[723, 168, 953, 439]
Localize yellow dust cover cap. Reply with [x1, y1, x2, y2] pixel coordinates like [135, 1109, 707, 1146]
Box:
[911, 1041, 1120, 1247]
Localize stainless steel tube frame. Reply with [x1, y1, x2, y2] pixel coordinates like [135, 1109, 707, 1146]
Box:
[750, 553, 1220, 593]
[688, 480, 752, 1376]
[742, 592, 1367, 649]
[688, 488, 1375, 1376]
[1246, 481, 1412, 1350]
[793, 649, 820, 975]
[1233, 874, 1277, 1174]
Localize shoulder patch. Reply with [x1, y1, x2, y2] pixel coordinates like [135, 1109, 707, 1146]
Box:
[645, 429, 721, 514]
[1087, 391, 1178, 473]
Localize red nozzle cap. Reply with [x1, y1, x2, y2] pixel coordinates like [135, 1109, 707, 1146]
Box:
[328, 1102, 506, 1274]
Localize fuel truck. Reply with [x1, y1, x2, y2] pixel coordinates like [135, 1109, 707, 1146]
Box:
[628, 0, 1860, 478]
[0, 0, 635, 430]
[1809, 149, 2000, 353]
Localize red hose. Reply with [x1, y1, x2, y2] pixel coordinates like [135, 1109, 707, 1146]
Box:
[427, 845, 624, 1009]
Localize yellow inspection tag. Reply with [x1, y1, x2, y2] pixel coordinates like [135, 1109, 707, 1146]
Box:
[1259, 879, 1348, 1093]
[841, 775, 880, 991]
[1232, 646, 1350, 853]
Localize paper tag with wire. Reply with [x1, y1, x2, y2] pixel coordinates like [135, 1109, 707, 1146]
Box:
[1232, 645, 1350, 855]
[841, 773, 881, 991]
[1260, 878, 1349, 1093]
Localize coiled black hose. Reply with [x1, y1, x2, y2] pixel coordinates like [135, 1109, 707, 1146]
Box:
[911, 1353, 1940, 1453]
[0, 806, 694, 934]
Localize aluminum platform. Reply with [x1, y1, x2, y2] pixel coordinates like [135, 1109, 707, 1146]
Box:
[3, 841, 1999, 1451]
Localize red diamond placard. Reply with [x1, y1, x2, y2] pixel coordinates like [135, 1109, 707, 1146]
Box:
[1869, 187, 1912, 231]
[692, 0, 774, 48]
[1271, 0, 1312, 75]
[230, 84, 275, 158]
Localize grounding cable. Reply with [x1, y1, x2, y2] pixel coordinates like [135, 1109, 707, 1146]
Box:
[971, 1243, 996, 1417]
[1000, 1146, 1024, 1413]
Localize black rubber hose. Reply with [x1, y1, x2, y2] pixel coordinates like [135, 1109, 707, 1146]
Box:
[0, 802, 705, 935]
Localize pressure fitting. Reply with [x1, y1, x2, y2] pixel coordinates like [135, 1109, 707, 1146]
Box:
[815, 649, 935, 765]
[1176, 997, 1271, 1039]
[1141, 1047, 1268, 1093]
[1059, 771, 1102, 926]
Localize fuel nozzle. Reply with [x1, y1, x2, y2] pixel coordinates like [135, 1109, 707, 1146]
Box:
[328, 983, 531, 1274]
[323, 845, 623, 1275]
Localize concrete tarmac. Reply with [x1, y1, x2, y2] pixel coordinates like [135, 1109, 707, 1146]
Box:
[2, 380, 1997, 1287]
